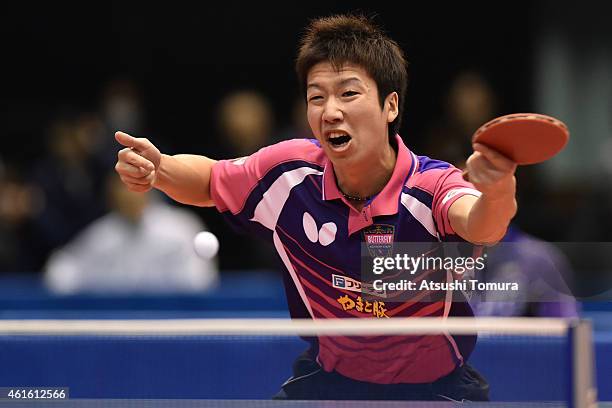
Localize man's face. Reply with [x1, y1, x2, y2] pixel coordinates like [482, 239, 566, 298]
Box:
[306, 62, 398, 167]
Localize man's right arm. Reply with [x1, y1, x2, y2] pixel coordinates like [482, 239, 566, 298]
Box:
[154, 153, 217, 207]
[115, 131, 217, 207]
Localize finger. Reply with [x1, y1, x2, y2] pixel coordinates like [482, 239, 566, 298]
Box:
[465, 153, 505, 184]
[473, 143, 516, 172]
[115, 161, 151, 178]
[120, 172, 156, 186]
[124, 182, 152, 193]
[115, 131, 152, 152]
[119, 174, 151, 186]
[117, 148, 155, 172]
[465, 151, 489, 172]
[471, 152, 504, 175]
[468, 163, 512, 185]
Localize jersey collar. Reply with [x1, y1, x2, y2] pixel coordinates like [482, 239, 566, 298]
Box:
[322, 134, 417, 219]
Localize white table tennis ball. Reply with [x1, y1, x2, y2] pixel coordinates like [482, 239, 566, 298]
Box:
[193, 231, 219, 259]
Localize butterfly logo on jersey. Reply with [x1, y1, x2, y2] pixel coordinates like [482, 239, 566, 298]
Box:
[302, 212, 337, 246]
[363, 224, 395, 257]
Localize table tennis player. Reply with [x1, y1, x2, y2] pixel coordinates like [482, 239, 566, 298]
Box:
[114, 14, 517, 401]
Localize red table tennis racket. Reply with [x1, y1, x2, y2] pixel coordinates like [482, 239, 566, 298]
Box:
[463, 113, 569, 180]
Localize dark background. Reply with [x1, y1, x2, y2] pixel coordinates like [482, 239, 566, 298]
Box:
[0, 2, 537, 160]
[1, 1, 610, 272]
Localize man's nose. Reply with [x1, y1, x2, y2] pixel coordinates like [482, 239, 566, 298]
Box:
[322, 98, 343, 123]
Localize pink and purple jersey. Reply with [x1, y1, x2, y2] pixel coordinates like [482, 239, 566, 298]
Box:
[210, 135, 481, 384]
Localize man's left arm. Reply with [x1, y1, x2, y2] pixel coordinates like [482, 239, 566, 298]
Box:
[449, 143, 517, 245]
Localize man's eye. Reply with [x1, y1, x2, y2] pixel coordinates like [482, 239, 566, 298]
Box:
[308, 95, 323, 102]
[342, 91, 358, 97]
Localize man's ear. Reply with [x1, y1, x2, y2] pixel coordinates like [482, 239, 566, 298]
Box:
[385, 92, 399, 123]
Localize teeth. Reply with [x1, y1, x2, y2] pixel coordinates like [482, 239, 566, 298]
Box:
[328, 131, 349, 139]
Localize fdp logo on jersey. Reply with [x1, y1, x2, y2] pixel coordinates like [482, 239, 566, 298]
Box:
[332, 274, 361, 291]
[363, 224, 395, 257]
[332, 274, 387, 298]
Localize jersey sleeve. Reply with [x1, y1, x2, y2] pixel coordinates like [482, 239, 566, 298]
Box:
[209, 139, 321, 239]
[210, 146, 276, 238]
[431, 167, 482, 240]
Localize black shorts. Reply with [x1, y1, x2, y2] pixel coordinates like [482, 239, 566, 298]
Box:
[273, 350, 489, 402]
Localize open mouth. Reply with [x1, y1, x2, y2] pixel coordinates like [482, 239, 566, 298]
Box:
[327, 132, 352, 149]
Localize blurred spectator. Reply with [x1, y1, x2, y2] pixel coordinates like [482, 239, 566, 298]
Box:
[422, 71, 498, 166]
[276, 96, 311, 141]
[569, 138, 612, 242]
[197, 90, 280, 271]
[98, 78, 149, 167]
[28, 112, 107, 270]
[0, 161, 43, 272]
[102, 78, 146, 135]
[469, 225, 579, 318]
[565, 138, 612, 297]
[422, 71, 539, 225]
[213, 90, 275, 157]
[44, 173, 218, 294]
[28, 81, 150, 273]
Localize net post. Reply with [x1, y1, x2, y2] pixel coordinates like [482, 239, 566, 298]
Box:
[568, 319, 598, 408]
